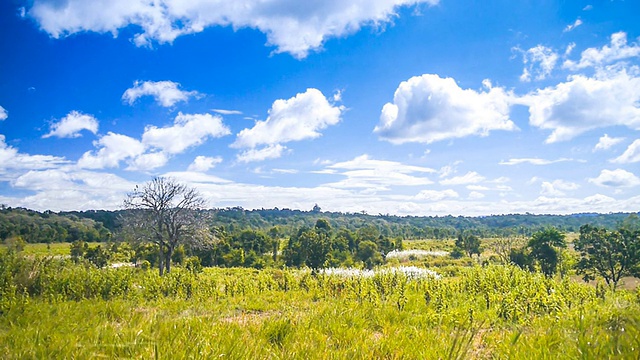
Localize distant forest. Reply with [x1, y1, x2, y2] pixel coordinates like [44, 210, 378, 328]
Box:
[1, 205, 637, 243]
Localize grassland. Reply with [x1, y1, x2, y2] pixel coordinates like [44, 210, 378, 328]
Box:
[1, 241, 639, 359]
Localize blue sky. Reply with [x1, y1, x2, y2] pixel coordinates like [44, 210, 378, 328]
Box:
[0, 0, 639, 215]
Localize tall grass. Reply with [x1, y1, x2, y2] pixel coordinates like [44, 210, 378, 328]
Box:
[1, 250, 638, 359]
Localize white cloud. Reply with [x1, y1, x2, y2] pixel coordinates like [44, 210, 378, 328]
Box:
[374, 74, 516, 144]
[8, 168, 135, 211]
[611, 139, 640, 163]
[27, 0, 439, 58]
[594, 134, 625, 152]
[236, 144, 288, 163]
[77, 112, 229, 170]
[563, 32, 640, 70]
[0, 106, 7, 121]
[272, 168, 299, 174]
[565, 43, 576, 56]
[414, 189, 459, 201]
[438, 164, 457, 178]
[212, 109, 242, 115]
[187, 156, 223, 172]
[322, 154, 435, 190]
[0, 135, 68, 172]
[232, 88, 343, 161]
[468, 191, 485, 200]
[440, 171, 485, 185]
[333, 90, 343, 102]
[122, 80, 199, 107]
[126, 152, 169, 171]
[77, 132, 145, 169]
[589, 169, 640, 188]
[563, 19, 583, 33]
[142, 112, 230, 154]
[519, 68, 640, 143]
[78, 113, 229, 170]
[517, 45, 559, 82]
[540, 180, 580, 197]
[499, 157, 575, 166]
[42, 111, 99, 138]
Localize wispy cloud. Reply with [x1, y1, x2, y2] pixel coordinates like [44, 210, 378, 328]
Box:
[212, 109, 243, 115]
[563, 19, 583, 33]
[499, 158, 576, 166]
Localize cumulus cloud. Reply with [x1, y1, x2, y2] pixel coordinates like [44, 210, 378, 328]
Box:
[78, 112, 229, 170]
[0, 106, 7, 121]
[563, 19, 583, 33]
[27, 0, 439, 58]
[126, 152, 170, 171]
[517, 45, 559, 82]
[589, 169, 640, 188]
[188, 156, 223, 172]
[236, 144, 288, 163]
[563, 32, 640, 70]
[499, 157, 576, 166]
[42, 111, 99, 138]
[77, 132, 145, 169]
[519, 67, 640, 143]
[142, 112, 230, 154]
[122, 80, 200, 107]
[594, 134, 625, 152]
[232, 88, 343, 161]
[374, 74, 516, 144]
[610, 139, 640, 163]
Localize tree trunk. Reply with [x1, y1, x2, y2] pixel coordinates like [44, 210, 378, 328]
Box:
[158, 245, 164, 276]
[165, 247, 172, 274]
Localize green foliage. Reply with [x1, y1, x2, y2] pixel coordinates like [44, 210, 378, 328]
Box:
[0, 207, 111, 243]
[454, 232, 481, 258]
[184, 256, 203, 274]
[527, 228, 566, 277]
[357, 240, 383, 269]
[575, 224, 640, 289]
[3, 236, 25, 254]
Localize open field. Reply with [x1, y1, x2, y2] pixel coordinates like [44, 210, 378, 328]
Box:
[1, 249, 639, 359]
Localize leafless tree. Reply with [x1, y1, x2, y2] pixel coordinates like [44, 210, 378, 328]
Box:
[124, 177, 207, 275]
[490, 236, 527, 264]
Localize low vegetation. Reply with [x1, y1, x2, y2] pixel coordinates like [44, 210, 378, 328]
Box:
[0, 179, 639, 358]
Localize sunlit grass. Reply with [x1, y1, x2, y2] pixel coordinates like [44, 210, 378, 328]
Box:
[1, 248, 639, 359]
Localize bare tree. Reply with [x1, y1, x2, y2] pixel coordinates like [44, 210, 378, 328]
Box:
[124, 177, 207, 275]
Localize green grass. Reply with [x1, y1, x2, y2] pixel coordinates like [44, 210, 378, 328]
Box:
[1, 250, 639, 359]
[0, 242, 103, 257]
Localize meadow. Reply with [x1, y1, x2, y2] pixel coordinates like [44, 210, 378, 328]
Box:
[1, 240, 639, 359]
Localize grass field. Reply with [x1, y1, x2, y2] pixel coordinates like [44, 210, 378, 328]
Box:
[1, 244, 639, 359]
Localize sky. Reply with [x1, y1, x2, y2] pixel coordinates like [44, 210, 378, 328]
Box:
[0, 0, 639, 216]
